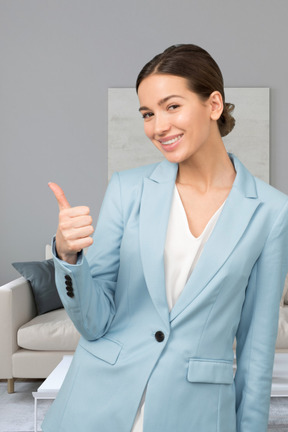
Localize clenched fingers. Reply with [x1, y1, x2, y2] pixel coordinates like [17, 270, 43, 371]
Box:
[49, 182, 95, 263]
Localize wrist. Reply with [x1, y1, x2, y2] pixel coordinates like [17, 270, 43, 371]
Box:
[55, 247, 78, 265]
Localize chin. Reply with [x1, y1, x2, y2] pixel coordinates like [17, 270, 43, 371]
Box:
[160, 149, 187, 164]
[162, 153, 183, 164]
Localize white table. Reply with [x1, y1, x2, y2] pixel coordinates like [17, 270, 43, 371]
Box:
[32, 355, 73, 432]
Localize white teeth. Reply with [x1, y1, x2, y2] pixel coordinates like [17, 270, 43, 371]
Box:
[161, 135, 182, 145]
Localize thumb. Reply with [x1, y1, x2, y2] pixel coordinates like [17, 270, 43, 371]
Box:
[48, 182, 71, 210]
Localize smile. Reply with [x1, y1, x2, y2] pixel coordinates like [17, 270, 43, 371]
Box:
[159, 134, 183, 145]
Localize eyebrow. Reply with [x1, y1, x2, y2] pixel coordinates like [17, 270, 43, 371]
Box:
[138, 95, 185, 112]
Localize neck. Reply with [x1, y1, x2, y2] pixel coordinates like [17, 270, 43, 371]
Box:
[176, 143, 236, 192]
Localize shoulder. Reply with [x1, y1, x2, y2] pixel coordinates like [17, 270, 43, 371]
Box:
[255, 176, 288, 208]
[231, 153, 288, 211]
[115, 162, 161, 183]
[254, 178, 288, 233]
[107, 162, 163, 215]
[110, 161, 165, 195]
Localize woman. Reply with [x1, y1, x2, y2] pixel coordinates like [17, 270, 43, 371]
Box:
[43, 44, 288, 432]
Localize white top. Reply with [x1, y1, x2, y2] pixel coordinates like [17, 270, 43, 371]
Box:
[132, 186, 225, 431]
[165, 186, 225, 311]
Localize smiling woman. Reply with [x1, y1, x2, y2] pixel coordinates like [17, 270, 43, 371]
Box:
[138, 75, 222, 160]
[137, 73, 236, 238]
[136, 44, 236, 138]
[43, 44, 288, 432]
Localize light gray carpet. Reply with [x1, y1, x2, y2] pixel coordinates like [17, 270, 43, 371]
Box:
[0, 381, 288, 431]
[0, 381, 53, 432]
[268, 398, 288, 431]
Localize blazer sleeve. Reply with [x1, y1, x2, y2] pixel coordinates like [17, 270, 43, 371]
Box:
[235, 199, 288, 432]
[52, 172, 124, 341]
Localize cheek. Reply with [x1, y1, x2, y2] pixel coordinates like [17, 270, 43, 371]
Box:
[176, 112, 195, 131]
[186, 114, 209, 137]
[144, 122, 153, 139]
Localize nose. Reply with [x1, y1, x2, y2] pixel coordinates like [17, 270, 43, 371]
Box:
[154, 112, 171, 136]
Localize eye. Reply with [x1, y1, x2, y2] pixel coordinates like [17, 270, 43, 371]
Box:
[168, 104, 180, 111]
[141, 111, 154, 119]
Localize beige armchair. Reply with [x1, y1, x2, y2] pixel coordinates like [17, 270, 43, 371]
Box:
[0, 276, 79, 393]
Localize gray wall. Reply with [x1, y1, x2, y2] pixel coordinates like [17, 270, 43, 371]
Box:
[1, 0, 288, 285]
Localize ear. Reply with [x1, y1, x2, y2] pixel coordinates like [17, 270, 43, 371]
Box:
[209, 91, 223, 121]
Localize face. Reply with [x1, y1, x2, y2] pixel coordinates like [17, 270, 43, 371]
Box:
[137, 74, 222, 164]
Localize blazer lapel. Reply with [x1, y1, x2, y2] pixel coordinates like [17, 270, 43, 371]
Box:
[170, 155, 262, 322]
[139, 160, 178, 330]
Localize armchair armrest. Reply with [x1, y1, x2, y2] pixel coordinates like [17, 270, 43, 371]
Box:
[0, 277, 37, 378]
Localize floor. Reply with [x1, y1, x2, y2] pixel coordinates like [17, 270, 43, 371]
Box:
[0, 380, 52, 432]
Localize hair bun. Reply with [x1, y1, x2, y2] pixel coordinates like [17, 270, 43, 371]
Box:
[219, 103, 236, 137]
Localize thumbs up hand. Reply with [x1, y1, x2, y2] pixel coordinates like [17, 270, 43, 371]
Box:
[48, 182, 94, 264]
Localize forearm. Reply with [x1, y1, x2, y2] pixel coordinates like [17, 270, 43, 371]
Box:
[52, 241, 116, 341]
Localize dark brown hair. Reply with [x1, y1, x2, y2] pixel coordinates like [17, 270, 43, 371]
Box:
[136, 44, 235, 137]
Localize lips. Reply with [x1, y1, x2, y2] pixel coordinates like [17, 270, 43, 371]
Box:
[159, 134, 183, 145]
[157, 134, 183, 152]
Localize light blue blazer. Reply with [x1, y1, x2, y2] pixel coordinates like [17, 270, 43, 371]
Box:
[43, 154, 288, 432]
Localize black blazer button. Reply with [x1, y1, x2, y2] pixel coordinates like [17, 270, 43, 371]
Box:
[65, 279, 73, 288]
[155, 331, 165, 342]
[67, 291, 74, 298]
